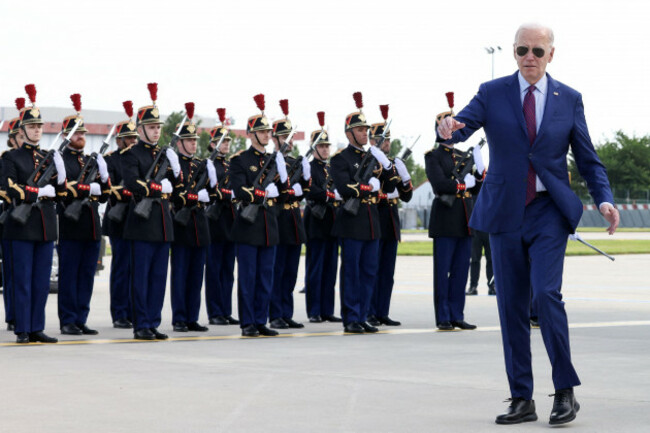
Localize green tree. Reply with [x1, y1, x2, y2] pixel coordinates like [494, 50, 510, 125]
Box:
[390, 138, 427, 187]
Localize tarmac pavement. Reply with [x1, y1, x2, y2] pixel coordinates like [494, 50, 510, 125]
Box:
[1, 253, 649, 432]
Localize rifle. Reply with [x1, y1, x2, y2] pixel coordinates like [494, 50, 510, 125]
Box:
[202, 132, 231, 222]
[11, 120, 81, 225]
[438, 137, 486, 208]
[309, 162, 334, 220]
[132, 116, 186, 219]
[173, 146, 221, 226]
[63, 124, 115, 221]
[287, 130, 319, 186]
[399, 135, 420, 161]
[343, 119, 392, 216]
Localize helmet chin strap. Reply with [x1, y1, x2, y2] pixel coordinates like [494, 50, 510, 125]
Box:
[179, 139, 194, 157]
[20, 125, 39, 145]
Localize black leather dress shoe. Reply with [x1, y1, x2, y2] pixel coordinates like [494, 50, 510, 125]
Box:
[7, 322, 15, 331]
[437, 321, 454, 331]
[380, 316, 401, 326]
[322, 315, 342, 323]
[283, 318, 304, 329]
[530, 317, 540, 328]
[360, 322, 379, 333]
[451, 320, 477, 330]
[29, 331, 58, 343]
[367, 315, 381, 326]
[549, 388, 579, 425]
[256, 324, 279, 336]
[241, 324, 259, 337]
[209, 316, 228, 325]
[16, 333, 29, 344]
[187, 321, 208, 332]
[225, 315, 240, 325]
[269, 318, 289, 329]
[134, 328, 155, 340]
[466, 286, 478, 295]
[173, 322, 189, 332]
[344, 322, 364, 334]
[78, 324, 98, 335]
[113, 318, 133, 329]
[495, 398, 537, 424]
[61, 324, 83, 335]
[488, 285, 496, 295]
[309, 315, 323, 323]
[150, 328, 168, 340]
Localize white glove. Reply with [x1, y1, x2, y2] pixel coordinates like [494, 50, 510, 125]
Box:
[301, 157, 311, 181]
[265, 183, 279, 198]
[161, 178, 173, 194]
[206, 159, 218, 188]
[463, 173, 476, 189]
[89, 182, 101, 196]
[37, 184, 55, 198]
[334, 189, 342, 201]
[96, 154, 109, 183]
[292, 183, 303, 197]
[230, 189, 236, 200]
[387, 190, 400, 199]
[165, 148, 181, 178]
[198, 189, 210, 203]
[275, 152, 288, 183]
[473, 145, 485, 174]
[394, 157, 411, 182]
[368, 177, 381, 192]
[568, 232, 583, 242]
[369, 145, 392, 169]
[53, 151, 66, 185]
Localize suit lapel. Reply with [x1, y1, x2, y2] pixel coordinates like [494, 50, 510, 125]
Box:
[506, 72, 528, 138]
[534, 73, 559, 147]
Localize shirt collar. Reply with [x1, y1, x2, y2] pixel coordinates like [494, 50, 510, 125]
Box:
[518, 71, 547, 96]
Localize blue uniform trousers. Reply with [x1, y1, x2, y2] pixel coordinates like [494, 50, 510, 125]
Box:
[57, 240, 100, 327]
[433, 236, 471, 325]
[2, 239, 15, 325]
[171, 244, 206, 324]
[7, 240, 54, 334]
[236, 243, 276, 327]
[339, 238, 379, 325]
[130, 241, 170, 331]
[205, 241, 236, 319]
[305, 239, 338, 318]
[269, 244, 301, 320]
[109, 237, 131, 322]
[490, 196, 580, 400]
[370, 239, 398, 318]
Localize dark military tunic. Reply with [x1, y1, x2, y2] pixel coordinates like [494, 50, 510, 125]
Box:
[304, 158, 337, 240]
[102, 147, 132, 238]
[171, 154, 210, 247]
[208, 154, 236, 243]
[276, 155, 309, 245]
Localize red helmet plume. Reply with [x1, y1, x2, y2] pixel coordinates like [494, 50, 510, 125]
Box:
[217, 108, 227, 124]
[147, 82, 158, 103]
[445, 92, 454, 109]
[253, 93, 265, 112]
[70, 93, 82, 113]
[122, 100, 134, 118]
[317, 111, 325, 128]
[379, 104, 389, 121]
[15, 97, 26, 111]
[279, 99, 289, 117]
[25, 84, 37, 105]
[185, 102, 195, 120]
[353, 91, 363, 110]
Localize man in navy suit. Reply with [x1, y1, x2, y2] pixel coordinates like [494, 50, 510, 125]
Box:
[438, 23, 619, 426]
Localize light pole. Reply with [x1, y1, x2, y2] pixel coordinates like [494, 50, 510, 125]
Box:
[485, 46, 502, 80]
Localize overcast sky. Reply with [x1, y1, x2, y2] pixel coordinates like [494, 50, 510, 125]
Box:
[2, 0, 649, 164]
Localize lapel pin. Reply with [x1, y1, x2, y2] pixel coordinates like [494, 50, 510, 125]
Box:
[553, 92, 559, 96]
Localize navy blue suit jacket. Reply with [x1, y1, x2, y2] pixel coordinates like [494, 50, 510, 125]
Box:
[443, 71, 613, 234]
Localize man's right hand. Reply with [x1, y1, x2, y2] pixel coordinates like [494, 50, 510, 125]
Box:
[437, 116, 466, 140]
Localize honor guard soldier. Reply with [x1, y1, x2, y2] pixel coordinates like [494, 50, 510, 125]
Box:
[1, 97, 26, 332]
[204, 108, 239, 326]
[103, 100, 139, 329]
[330, 92, 398, 334]
[170, 103, 212, 333]
[269, 99, 309, 330]
[2, 84, 67, 343]
[425, 92, 480, 331]
[303, 112, 342, 324]
[122, 83, 183, 340]
[367, 105, 413, 327]
[57, 94, 110, 336]
[229, 93, 285, 337]
[466, 180, 495, 296]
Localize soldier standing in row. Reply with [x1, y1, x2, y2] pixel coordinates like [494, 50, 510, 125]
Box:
[103, 101, 139, 329]
[57, 94, 110, 336]
[303, 112, 342, 324]
[204, 109, 239, 326]
[269, 99, 309, 330]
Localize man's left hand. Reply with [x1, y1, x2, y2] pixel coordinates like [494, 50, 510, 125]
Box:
[599, 203, 619, 235]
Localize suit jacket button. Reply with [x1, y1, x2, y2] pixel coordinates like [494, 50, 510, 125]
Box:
[528, 153, 533, 158]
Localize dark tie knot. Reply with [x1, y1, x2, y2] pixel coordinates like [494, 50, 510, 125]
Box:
[527, 85, 537, 95]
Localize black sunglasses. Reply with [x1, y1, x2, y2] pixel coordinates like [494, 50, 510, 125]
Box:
[516, 46, 545, 58]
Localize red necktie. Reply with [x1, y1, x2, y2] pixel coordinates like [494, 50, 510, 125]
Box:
[523, 86, 537, 205]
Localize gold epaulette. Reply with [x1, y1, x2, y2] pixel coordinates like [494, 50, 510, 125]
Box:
[230, 149, 245, 160]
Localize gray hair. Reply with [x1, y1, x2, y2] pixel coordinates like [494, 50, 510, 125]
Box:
[514, 23, 554, 46]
